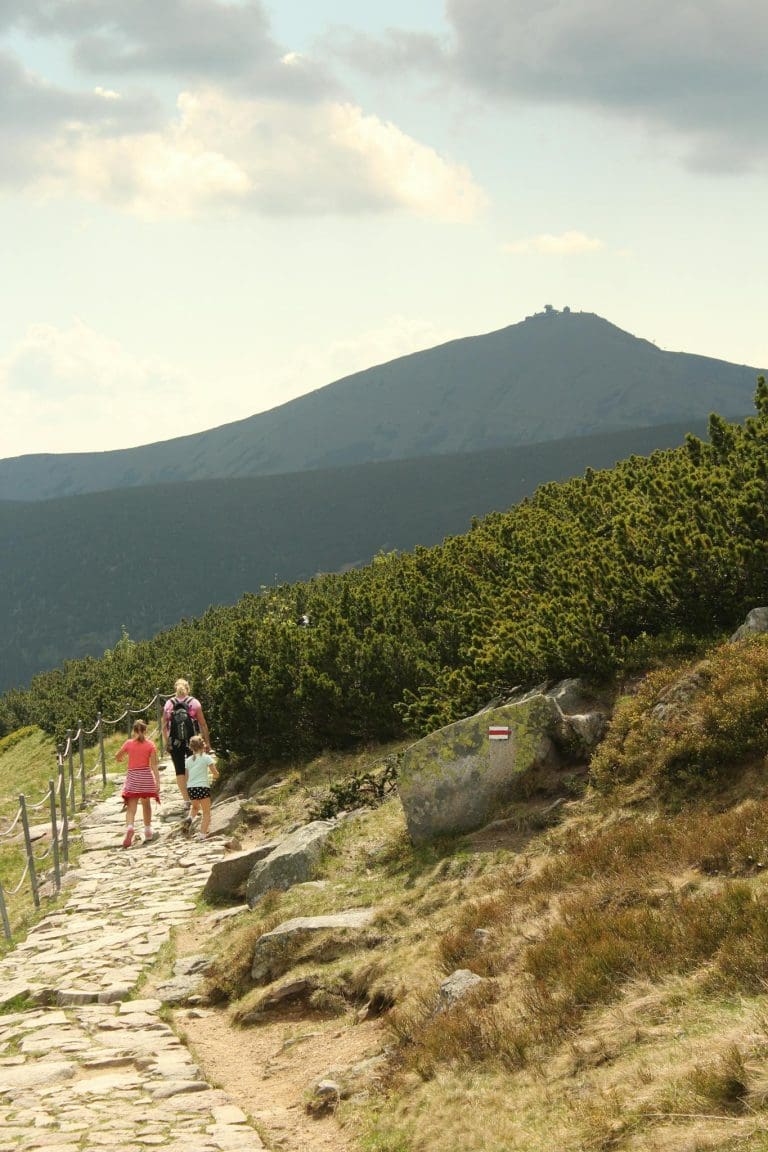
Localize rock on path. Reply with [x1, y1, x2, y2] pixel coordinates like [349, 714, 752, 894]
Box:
[0, 763, 265, 1150]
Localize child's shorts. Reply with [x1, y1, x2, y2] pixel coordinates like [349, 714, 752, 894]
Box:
[188, 786, 211, 800]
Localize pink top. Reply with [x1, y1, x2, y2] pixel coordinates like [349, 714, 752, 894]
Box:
[119, 738, 157, 770]
[163, 696, 201, 723]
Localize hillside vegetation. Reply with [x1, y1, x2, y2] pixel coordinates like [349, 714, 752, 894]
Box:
[187, 629, 768, 1152]
[0, 419, 704, 693]
[2, 383, 767, 772]
[0, 310, 761, 501]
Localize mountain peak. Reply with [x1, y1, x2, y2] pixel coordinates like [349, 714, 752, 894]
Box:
[0, 313, 763, 501]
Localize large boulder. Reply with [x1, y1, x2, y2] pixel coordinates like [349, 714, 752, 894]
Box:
[397, 694, 563, 844]
[250, 909, 379, 982]
[650, 662, 712, 724]
[203, 841, 282, 902]
[206, 798, 246, 838]
[245, 820, 337, 906]
[730, 607, 768, 642]
[546, 678, 609, 751]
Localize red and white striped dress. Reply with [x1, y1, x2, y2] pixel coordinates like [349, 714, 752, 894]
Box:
[120, 738, 159, 801]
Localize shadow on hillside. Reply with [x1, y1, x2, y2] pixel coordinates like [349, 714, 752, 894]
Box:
[462, 760, 591, 854]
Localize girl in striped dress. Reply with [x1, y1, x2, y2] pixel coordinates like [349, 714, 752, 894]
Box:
[116, 720, 160, 847]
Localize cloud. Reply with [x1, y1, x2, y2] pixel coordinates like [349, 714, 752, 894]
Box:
[457, 0, 768, 169]
[327, 26, 448, 79]
[337, 0, 768, 171]
[0, 49, 160, 186]
[2, 318, 186, 397]
[0, 319, 198, 456]
[38, 89, 486, 219]
[0, 4, 485, 218]
[8, 0, 335, 99]
[503, 231, 605, 256]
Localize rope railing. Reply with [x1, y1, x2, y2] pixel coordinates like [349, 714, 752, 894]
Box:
[6, 862, 30, 897]
[101, 709, 130, 727]
[0, 687, 171, 945]
[0, 807, 23, 840]
[26, 787, 53, 812]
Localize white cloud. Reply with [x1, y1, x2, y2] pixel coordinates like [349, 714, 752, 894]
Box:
[503, 230, 605, 256]
[3, 318, 178, 396]
[38, 89, 486, 220]
[0, 319, 195, 455]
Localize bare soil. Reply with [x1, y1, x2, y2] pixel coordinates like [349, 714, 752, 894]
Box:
[161, 906, 384, 1152]
[177, 1005, 382, 1151]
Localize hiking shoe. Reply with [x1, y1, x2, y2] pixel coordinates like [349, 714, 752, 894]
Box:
[143, 830, 156, 844]
[122, 827, 134, 848]
[194, 832, 207, 842]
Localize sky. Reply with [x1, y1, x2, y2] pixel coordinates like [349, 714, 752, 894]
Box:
[1, 0, 767, 459]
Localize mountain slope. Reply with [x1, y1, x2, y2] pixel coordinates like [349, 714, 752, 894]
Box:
[1, 310, 762, 501]
[0, 419, 704, 692]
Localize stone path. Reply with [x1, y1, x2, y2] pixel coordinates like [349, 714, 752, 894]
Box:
[0, 765, 265, 1150]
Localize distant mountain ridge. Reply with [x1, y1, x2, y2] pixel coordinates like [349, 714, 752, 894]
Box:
[0, 419, 708, 691]
[1, 310, 763, 501]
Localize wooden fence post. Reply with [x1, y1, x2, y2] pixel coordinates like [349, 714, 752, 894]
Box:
[77, 722, 86, 807]
[0, 882, 11, 942]
[155, 693, 164, 756]
[97, 712, 106, 786]
[67, 730, 76, 815]
[58, 757, 69, 869]
[48, 780, 61, 892]
[19, 795, 39, 909]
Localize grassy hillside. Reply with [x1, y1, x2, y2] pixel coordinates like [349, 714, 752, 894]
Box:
[0, 309, 762, 500]
[0, 419, 707, 693]
[194, 631, 768, 1152]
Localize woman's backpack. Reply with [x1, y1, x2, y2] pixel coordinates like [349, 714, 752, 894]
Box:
[168, 697, 197, 748]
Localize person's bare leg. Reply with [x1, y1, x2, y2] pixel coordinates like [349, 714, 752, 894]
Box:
[140, 797, 153, 841]
[200, 797, 212, 837]
[123, 798, 138, 846]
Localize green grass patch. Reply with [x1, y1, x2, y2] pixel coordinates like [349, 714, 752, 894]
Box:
[0, 992, 36, 1015]
[0, 727, 124, 946]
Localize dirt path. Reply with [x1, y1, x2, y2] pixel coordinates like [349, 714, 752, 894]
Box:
[179, 1006, 381, 1151]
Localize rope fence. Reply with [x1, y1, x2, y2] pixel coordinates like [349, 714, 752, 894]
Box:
[0, 689, 170, 944]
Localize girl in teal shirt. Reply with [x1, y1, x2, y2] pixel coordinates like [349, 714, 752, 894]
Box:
[185, 734, 220, 841]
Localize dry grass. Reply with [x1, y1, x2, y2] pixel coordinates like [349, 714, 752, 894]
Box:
[200, 635, 768, 1152]
[592, 636, 768, 795]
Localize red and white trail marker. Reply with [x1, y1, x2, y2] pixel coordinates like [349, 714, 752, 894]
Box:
[488, 726, 510, 741]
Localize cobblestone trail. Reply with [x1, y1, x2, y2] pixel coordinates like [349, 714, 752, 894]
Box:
[0, 766, 265, 1150]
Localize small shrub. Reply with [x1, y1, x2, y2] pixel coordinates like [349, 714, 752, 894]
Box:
[311, 754, 401, 819]
[388, 981, 514, 1079]
[438, 891, 513, 976]
[685, 1046, 750, 1114]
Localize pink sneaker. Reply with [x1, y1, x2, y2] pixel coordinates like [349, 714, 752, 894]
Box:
[122, 827, 134, 848]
